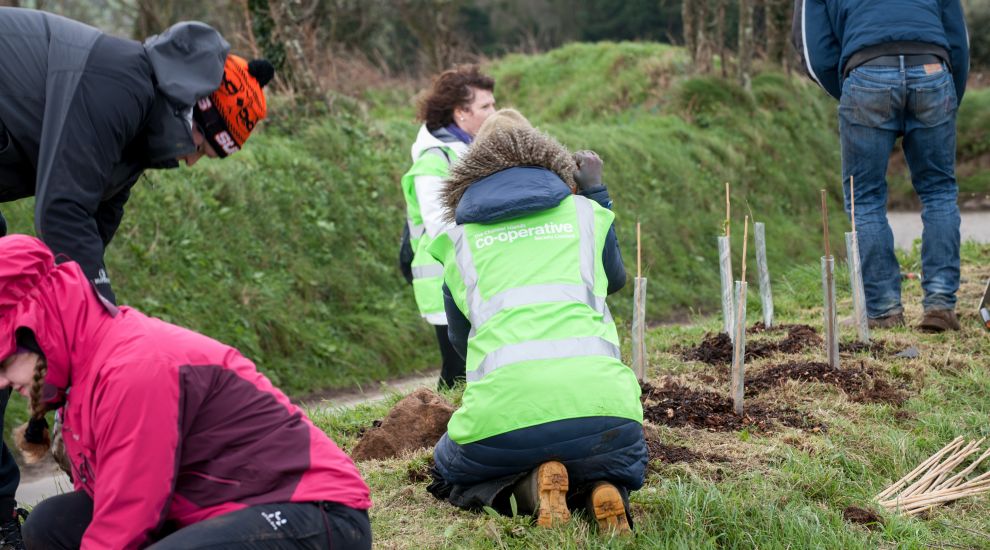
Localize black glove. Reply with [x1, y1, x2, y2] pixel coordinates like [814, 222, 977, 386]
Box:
[573, 150, 603, 191]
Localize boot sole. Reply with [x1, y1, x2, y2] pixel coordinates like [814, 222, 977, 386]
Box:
[590, 483, 631, 534]
[535, 461, 570, 527]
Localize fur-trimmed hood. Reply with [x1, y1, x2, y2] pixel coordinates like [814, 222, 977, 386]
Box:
[441, 126, 577, 224]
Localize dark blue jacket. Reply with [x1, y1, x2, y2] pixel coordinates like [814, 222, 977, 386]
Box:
[441, 166, 626, 359]
[792, 0, 969, 100]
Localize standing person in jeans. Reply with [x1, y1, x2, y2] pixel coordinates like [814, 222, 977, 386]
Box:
[793, 0, 970, 332]
[399, 65, 496, 388]
[0, 235, 372, 549]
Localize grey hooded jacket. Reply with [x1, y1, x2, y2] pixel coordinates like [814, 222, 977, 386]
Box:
[0, 8, 229, 303]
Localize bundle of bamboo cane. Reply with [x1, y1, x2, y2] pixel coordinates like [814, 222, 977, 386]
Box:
[876, 437, 990, 516]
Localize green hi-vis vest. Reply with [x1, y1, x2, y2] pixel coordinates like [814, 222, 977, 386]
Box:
[401, 146, 457, 323]
[429, 194, 643, 444]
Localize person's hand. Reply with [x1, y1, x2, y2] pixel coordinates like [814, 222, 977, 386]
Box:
[573, 150, 603, 191]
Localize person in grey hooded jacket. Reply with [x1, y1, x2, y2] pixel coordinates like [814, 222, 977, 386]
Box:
[0, 8, 274, 305]
[0, 9, 273, 548]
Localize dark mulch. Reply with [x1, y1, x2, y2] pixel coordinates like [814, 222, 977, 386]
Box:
[681, 332, 734, 365]
[839, 339, 891, 358]
[641, 381, 826, 433]
[843, 506, 884, 529]
[745, 361, 908, 405]
[643, 429, 729, 469]
[774, 325, 822, 353]
[682, 325, 821, 366]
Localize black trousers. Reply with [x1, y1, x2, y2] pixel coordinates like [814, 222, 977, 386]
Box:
[0, 388, 20, 519]
[435, 324, 465, 389]
[22, 490, 372, 549]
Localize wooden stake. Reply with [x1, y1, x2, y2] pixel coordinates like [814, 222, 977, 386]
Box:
[637, 221, 642, 279]
[901, 441, 980, 498]
[725, 182, 731, 238]
[876, 437, 965, 501]
[877, 438, 990, 516]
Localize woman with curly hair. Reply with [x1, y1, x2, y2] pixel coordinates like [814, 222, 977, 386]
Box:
[425, 110, 647, 534]
[399, 65, 496, 389]
[0, 235, 372, 549]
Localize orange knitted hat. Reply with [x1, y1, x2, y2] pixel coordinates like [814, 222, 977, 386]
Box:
[194, 55, 275, 158]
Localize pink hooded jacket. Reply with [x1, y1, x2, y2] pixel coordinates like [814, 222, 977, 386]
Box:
[0, 235, 371, 549]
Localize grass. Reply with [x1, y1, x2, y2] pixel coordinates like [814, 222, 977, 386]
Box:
[309, 242, 990, 549]
[2, 41, 987, 396]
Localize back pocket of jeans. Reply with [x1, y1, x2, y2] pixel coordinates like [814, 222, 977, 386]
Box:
[844, 84, 892, 127]
[911, 79, 955, 127]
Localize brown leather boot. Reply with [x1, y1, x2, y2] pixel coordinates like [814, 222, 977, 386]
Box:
[511, 461, 570, 527]
[868, 312, 905, 329]
[587, 481, 631, 534]
[918, 309, 960, 332]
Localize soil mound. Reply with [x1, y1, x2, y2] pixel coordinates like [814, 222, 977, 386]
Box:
[352, 389, 455, 461]
[682, 332, 734, 364]
[641, 382, 824, 433]
[682, 325, 821, 365]
[746, 361, 907, 405]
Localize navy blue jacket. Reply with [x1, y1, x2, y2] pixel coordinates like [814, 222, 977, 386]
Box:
[441, 166, 626, 359]
[792, 0, 969, 100]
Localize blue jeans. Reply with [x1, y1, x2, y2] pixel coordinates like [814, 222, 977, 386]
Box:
[839, 61, 960, 318]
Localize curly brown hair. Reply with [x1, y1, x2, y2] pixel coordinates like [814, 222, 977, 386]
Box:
[417, 65, 495, 131]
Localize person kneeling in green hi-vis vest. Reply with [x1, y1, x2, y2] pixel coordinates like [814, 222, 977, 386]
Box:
[398, 65, 496, 390]
[426, 110, 646, 534]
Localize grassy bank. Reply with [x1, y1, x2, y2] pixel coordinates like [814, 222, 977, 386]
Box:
[313, 243, 990, 549]
[2, 41, 986, 394]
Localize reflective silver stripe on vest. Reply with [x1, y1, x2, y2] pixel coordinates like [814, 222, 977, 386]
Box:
[575, 196, 596, 291]
[449, 225, 484, 322]
[468, 336, 621, 383]
[412, 264, 444, 279]
[470, 284, 610, 335]
[408, 220, 426, 241]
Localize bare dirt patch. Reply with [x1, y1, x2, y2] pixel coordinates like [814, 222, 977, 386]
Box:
[746, 361, 908, 405]
[843, 506, 884, 529]
[681, 324, 821, 365]
[641, 381, 825, 433]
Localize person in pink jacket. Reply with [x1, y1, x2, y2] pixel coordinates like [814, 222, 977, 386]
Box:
[0, 234, 372, 549]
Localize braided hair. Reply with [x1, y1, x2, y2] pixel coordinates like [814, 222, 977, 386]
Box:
[12, 329, 51, 462]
